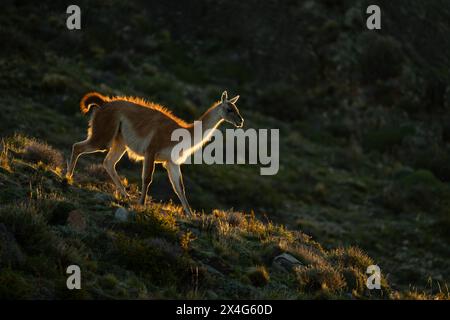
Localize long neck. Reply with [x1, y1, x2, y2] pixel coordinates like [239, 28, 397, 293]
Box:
[187, 103, 223, 152]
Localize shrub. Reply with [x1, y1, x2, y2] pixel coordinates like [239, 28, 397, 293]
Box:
[256, 84, 305, 121]
[358, 33, 404, 84]
[114, 235, 192, 286]
[289, 244, 328, 267]
[0, 269, 33, 299]
[410, 147, 450, 182]
[101, 52, 132, 72]
[328, 247, 374, 271]
[99, 274, 119, 290]
[22, 140, 64, 170]
[341, 267, 366, 295]
[226, 211, 246, 228]
[0, 223, 25, 268]
[0, 140, 11, 172]
[85, 163, 110, 181]
[118, 205, 179, 241]
[47, 201, 77, 225]
[381, 169, 448, 213]
[363, 125, 415, 153]
[0, 204, 55, 255]
[247, 266, 270, 287]
[295, 265, 346, 293]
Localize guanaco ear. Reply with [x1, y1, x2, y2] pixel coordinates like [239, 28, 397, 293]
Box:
[221, 91, 228, 102]
[229, 95, 240, 104]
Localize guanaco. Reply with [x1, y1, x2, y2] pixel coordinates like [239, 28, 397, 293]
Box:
[67, 91, 243, 215]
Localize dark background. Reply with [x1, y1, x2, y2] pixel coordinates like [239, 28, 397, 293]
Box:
[0, 0, 448, 299]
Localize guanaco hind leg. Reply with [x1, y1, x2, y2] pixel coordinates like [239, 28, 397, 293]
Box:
[139, 152, 156, 205]
[165, 162, 192, 216]
[103, 138, 127, 197]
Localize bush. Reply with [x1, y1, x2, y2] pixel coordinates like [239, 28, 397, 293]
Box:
[0, 269, 33, 299]
[341, 267, 366, 295]
[117, 206, 179, 241]
[0, 204, 55, 255]
[114, 235, 192, 286]
[47, 201, 77, 225]
[99, 274, 119, 290]
[410, 147, 450, 182]
[358, 33, 404, 84]
[22, 140, 64, 170]
[247, 266, 270, 287]
[85, 163, 109, 181]
[256, 84, 305, 121]
[363, 125, 415, 153]
[289, 244, 328, 267]
[295, 265, 346, 294]
[328, 247, 374, 271]
[381, 169, 448, 213]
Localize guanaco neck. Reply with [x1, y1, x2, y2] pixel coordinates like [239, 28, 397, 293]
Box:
[187, 103, 224, 148]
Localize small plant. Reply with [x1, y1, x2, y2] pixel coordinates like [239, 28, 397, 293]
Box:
[180, 231, 196, 251]
[295, 265, 346, 294]
[247, 266, 270, 287]
[113, 234, 192, 286]
[289, 244, 328, 267]
[0, 269, 33, 299]
[358, 32, 404, 83]
[84, 163, 110, 181]
[328, 247, 374, 271]
[99, 274, 119, 290]
[341, 267, 366, 296]
[381, 169, 448, 213]
[0, 140, 12, 172]
[22, 140, 64, 170]
[0, 203, 54, 256]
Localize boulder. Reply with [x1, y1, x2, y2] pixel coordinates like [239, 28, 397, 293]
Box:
[273, 253, 303, 272]
[94, 192, 114, 203]
[114, 207, 129, 222]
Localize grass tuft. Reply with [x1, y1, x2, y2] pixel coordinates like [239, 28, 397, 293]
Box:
[247, 266, 270, 287]
[22, 139, 64, 170]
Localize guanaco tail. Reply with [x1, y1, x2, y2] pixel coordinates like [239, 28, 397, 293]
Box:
[67, 91, 243, 215]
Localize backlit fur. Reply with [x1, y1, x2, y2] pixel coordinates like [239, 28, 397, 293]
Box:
[67, 91, 243, 215]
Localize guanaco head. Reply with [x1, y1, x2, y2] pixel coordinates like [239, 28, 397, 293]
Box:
[218, 91, 244, 128]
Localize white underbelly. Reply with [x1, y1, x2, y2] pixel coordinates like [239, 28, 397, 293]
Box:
[120, 117, 155, 161]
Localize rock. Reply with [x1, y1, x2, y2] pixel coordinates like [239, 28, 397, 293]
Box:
[206, 290, 219, 299]
[273, 253, 303, 272]
[67, 210, 86, 232]
[94, 192, 114, 203]
[114, 207, 129, 222]
[0, 223, 25, 266]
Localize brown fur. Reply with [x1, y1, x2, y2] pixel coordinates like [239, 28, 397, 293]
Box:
[80, 92, 109, 114]
[67, 91, 243, 215]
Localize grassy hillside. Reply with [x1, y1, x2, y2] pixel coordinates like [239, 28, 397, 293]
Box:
[0, 0, 449, 299]
[0, 135, 417, 299]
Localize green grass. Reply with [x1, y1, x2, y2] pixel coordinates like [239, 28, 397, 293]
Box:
[0, 135, 406, 299]
[1, 0, 449, 299]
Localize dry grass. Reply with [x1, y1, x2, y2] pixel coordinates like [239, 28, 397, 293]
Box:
[295, 264, 346, 294]
[84, 163, 110, 181]
[0, 140, 12, 172]
[21, 139, 64, 170]
[289, 244, 329, 267]
[247, 266, 270, 287]
[328, 246, 374, 271]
